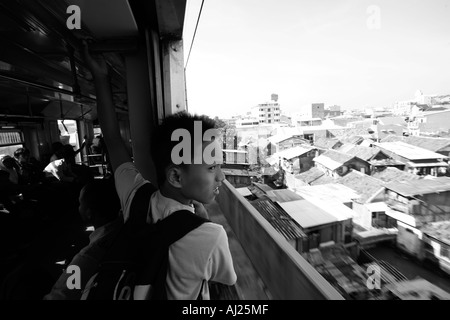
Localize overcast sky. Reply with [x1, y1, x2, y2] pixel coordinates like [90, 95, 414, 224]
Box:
[183, 0, 450, 119]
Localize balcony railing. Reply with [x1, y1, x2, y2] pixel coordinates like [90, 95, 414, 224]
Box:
[216, 180, 344, 300]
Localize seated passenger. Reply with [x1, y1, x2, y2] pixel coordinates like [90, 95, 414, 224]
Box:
[0, 155, 19, 185]
[13, 148, 44, 185]
[44, 178, 122, 300]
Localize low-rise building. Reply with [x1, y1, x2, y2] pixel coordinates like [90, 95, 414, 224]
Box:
[383, 177, 450, 258]
[421, 221, 450, 276]
[375, 141, 449, 176]
[265, 145, 317, 174]
[314, 149, 371, 177]
[381, 135, 450, 158]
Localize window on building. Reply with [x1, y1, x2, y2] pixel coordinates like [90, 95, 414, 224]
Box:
[440, 245, 450, 259]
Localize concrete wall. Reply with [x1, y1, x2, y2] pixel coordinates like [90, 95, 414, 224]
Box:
[397, 222, 422, 257]
[352, 202, 373, 230]
[419, 111, 450, 134]
[216, 180, 344, 300]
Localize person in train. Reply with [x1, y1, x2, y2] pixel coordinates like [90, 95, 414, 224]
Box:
[44, 179, 122, 300]
[82, 42, 237, 300]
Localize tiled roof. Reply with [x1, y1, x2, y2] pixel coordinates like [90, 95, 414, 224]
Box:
[342, 145, 383, 161]
[295, 167, 325, 184]
[337, 170, 384, 203]
[310, 174, 335, 186]
[371, 167, 420, 183]
[313, 137, 341, 150]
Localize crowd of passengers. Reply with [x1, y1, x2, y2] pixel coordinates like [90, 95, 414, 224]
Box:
[0, 142, 113, 299]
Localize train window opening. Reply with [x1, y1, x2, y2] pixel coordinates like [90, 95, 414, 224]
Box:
[57, 120, 82, 164]
[0, 130, 24, 156]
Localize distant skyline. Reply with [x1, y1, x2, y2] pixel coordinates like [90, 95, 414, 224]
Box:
[183, 0, 450, 119]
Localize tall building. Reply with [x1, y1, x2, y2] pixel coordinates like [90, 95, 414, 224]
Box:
[311, 103, 325, 119]
[252, 95, 281, 124]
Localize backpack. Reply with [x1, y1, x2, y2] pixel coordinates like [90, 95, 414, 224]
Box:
[80, 183, 209, 300]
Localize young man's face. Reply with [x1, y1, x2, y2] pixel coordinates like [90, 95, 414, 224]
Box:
[179, 140, 225, 204]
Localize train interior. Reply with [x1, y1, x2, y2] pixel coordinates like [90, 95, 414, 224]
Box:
[0, 0, 189, 299]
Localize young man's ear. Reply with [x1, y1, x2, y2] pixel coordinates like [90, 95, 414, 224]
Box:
[166, 166, 183, 188]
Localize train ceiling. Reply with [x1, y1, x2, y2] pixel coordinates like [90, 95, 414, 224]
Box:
[0, 0, 187, 122]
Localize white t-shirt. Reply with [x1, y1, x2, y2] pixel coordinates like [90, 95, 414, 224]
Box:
[43, 159, 74, 182]
[114, 162, 237, 300]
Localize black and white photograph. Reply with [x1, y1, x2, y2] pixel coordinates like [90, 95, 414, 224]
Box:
[0, 0, 450, 309]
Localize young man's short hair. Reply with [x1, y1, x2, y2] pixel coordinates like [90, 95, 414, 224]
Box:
[150, 111, 218, 186]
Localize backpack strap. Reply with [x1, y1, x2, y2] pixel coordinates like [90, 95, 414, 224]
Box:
[154, 210, 209, 246]
[139, 210, 210, 300]
[126, 182, 157, 227]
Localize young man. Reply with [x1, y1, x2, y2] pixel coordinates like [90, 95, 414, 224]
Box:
[83, 43, 236, 299]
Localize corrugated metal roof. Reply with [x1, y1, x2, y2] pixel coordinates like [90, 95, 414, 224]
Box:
[279, 199, 339, 229]
[313, 150, 354, 170]
[337, 143, 355, 154]
[406, 161, 448, 167]
[251, 199, 307, 240]
[372, 167, 420, 183]
[266, 189, 304, 203]
[267, 131, 302, 144]
[375, 141, 449, 160]
[253, 182, 274, 192]
[370, 159, 406, 166]
[385, 177, 450, 197]
[314, 156, 343, 170]
[294, 188, 355, 222]
[266, 146, 314, 165]
[381, 135, 450, 152]
[295, 184, 360, 203]
[236, 187, 253, 197]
